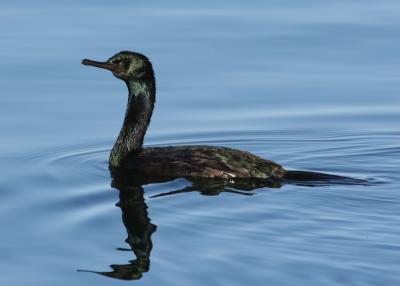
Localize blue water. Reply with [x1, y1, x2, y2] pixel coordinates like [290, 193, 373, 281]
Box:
[1, 1, 400, 285]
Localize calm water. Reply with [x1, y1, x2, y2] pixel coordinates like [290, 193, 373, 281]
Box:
[1, 1, 400, 285]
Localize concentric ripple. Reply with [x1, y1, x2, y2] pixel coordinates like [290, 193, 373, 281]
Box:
[23, 130, 399, 187]
[1, 129, 399, 286]
[26, 141, 111, 180]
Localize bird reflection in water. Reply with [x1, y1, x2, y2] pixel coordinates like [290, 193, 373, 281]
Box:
[78, 168, 369, 280]
[77, 168, 284, 280]
[78, 170, 157, 280]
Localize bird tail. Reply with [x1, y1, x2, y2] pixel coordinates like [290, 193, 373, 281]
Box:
[283, 170, 371, 185]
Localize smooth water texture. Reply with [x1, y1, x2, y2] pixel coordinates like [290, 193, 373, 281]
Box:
[1, 1, 400, 285]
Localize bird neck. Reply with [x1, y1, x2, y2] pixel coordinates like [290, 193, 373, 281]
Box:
[109, 79, 155, 167]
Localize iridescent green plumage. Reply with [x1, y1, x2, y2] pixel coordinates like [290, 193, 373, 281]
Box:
[83, 51, 285, 180]
[126, 145, 285, 179]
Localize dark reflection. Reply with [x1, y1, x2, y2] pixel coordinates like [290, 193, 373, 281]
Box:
[150, 177, 282, 198]
[78, 168, 371, 281]
[77, 169, 284, 281]
[78, 172, 156, 280]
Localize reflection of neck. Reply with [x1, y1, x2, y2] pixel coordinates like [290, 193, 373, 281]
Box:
[109, 79, 155, 167]
[80, 184, 157, 281]
[119, 186, 156, 264]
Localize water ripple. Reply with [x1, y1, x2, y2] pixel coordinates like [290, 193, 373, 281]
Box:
[4, 130, 398, 286]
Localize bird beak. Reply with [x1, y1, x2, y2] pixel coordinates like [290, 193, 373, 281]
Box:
[81, 59, 116, 72]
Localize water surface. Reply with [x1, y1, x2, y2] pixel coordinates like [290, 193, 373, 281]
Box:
[1, 1, 400, 285]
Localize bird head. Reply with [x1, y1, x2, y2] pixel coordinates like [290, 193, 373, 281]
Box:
[82, 51, 153, 82]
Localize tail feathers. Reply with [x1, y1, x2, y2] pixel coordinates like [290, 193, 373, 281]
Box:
[283, 170, 371, 186]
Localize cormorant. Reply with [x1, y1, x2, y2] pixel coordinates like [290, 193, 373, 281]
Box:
[82, 51, 360, 184]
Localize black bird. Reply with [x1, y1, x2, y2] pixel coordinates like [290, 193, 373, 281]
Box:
[81, 51, 361, 184]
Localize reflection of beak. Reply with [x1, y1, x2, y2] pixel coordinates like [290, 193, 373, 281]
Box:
[81, 59, 116, 72]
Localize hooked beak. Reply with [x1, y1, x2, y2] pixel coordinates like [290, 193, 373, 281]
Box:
[81, 59, 116, 72]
